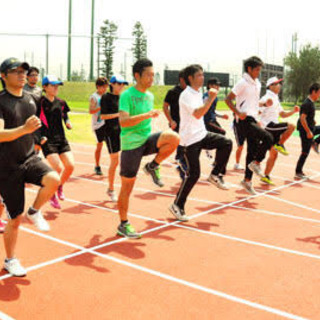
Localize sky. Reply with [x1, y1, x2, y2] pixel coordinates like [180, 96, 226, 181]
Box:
[1, 0, 320, 83]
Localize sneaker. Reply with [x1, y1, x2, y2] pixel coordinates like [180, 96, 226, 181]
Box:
[117, 223, 141, 239]
[248, 161, 264, 178]
[107, 189, 118, 202]
[260, 175, 275, 186]
[50, 194, 61, 209]
[4, 258, 27, 277]
[234, 163, 244, 171]
[274, 144, 289, 156]
[169, 203, 189, 221]
[205, 150, 213, 160]
[57, 185, 65, 201]
[0, 220, 5, 233]
[240, 180, 257, 195]
[207, 174, 229, 190]
[94, 166, 103, 176]
[312, 141, 319, 154]
[27, 210, 50, 232]
[143, 163, 164, 187]
[294, 172, 309, 180]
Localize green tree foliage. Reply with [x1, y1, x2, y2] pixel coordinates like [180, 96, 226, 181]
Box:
[98, 20, 118, 79]
[285, 44, 320, 103]
[132, 21, 147, 61]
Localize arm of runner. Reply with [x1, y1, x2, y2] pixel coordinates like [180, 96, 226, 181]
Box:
[100, 113, 119, 120]
[279, 105, 300, 118]
[300, 113, 313, 139]
[89, 97, 100, 114]
[225, 91, 247, 120]
[119, 110, 160, 127]
[0, 115, 41, 142]
[163, 102, 176, 129]
[259, 98, 273, 107]
[193, 88, 217, 119]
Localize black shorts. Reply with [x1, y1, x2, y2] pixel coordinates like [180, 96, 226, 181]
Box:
[233, 119, 246, 147]
[0, 155, 53, 219]
[94, 124, 107, 143]
[120, 132, 161, 178]
[41, 139, 71, 158]
[106, 127, 121, 154]
[265, 122, 288, 145]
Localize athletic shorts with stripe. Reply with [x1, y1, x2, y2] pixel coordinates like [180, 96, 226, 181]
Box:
[0, 155, 52, 219]
[105, 127, 121, 154]
[233, 119, 246, 146]
[265, 122, 288, 145]
[41, 138, 71, 158]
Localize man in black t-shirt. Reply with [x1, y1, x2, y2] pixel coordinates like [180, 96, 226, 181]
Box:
[295, 83, 320, 179]
[0, 58, 60, 277]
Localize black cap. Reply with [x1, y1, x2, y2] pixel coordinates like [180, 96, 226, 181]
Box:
[208, 77, 221, 86]
[0, 57, 29, 73]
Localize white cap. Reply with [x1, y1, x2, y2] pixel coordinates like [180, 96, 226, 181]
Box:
[266, 76, 283, 88]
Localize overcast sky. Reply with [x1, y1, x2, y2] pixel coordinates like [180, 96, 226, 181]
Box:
[1, 0, 320, 81]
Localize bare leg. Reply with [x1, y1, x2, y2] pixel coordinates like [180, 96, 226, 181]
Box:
[236, 145, 244, 164]
[3, 215, 23, 259]
[279, 124, 295, 145]
[108, 152, 119, 191]
[59, 152, 75, 185]
[95, 142, 103, 167]
[154, 130, 180, 164]
[118, 176, 136, 221]
[264, 147, 278, 177]
[32, 171, 60, 210]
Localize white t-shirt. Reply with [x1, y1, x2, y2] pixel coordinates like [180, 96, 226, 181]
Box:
[259, 90, 284, 128]
[90, 92, 105, 131]
[232, 73, 261, 120]
[179, 86, 207, 147]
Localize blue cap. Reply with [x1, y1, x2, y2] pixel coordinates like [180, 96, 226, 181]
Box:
[42, 75, 63, 86]
[110, 74, 129, 85]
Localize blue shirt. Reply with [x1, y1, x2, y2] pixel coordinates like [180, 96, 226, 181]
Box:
[203, 92, 218, 124]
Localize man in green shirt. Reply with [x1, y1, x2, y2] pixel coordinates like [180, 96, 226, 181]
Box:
[117, 58, 179, 238]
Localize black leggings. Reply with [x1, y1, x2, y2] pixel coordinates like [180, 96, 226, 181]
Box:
[174, 132, 232, 209]
[238, 117, 273, 180]
[296, 126, 320, 173]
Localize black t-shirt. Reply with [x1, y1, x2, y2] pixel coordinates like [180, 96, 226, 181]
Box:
[37, 96, 70, 142]
[0, 90, 37, 168]
[297, 98, 315, 131]
[100, 92, 120, 131]
[164, 85, 184, 125]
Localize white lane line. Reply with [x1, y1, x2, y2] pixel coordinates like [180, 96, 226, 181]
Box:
[0, 311, 15, 320]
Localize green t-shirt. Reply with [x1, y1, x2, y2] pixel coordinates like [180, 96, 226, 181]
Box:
[119, 86, 154, 150]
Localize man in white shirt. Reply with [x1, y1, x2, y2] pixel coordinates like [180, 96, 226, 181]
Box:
[225, 56, 273, 195]
[170, 64, 232, 221]
[259, 77, 299, 185]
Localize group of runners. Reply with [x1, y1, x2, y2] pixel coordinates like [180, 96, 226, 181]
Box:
[0, 55, 319, 277]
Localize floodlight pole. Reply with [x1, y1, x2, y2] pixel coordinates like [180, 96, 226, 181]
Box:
[67, 0, 72, 81]
[90, 0, 95, 81]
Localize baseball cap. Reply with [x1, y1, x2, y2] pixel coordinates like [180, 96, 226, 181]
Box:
[42, 75, 63, 86]
[266, 76, 283, 88]
[110, 74, 129, 85]
[0, 57, 29, 73]
[207, 77, 221, 86]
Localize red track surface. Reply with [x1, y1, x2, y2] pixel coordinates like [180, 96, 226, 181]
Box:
[1, 118, 320, 320]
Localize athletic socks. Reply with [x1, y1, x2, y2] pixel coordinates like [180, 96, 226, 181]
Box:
[28, 207, 38, 216]
[149, 160, 159, 169]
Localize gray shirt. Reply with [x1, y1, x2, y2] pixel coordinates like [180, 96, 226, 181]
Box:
[24, 83, 42, 103]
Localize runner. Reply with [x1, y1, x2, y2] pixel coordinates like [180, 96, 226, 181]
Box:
[89, 77, 108, 176]
[117, 58, 179, 238]
[100, 74, 128, 202]
[38, 75, 74, 209]
[0, 58, 60, 277]
[170, 64, 232, 221]
[259, 77, 299, 185]
[295, 83, 320, 179]
[24, 66, 42, 103]
[163, 69, 187, 178]
[225, 56, 273, 195]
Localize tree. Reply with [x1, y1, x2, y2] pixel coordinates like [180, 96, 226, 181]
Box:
[132, 22, 147, 61]
[284, 44, 320, 103]
[98, 20, 118, 79]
